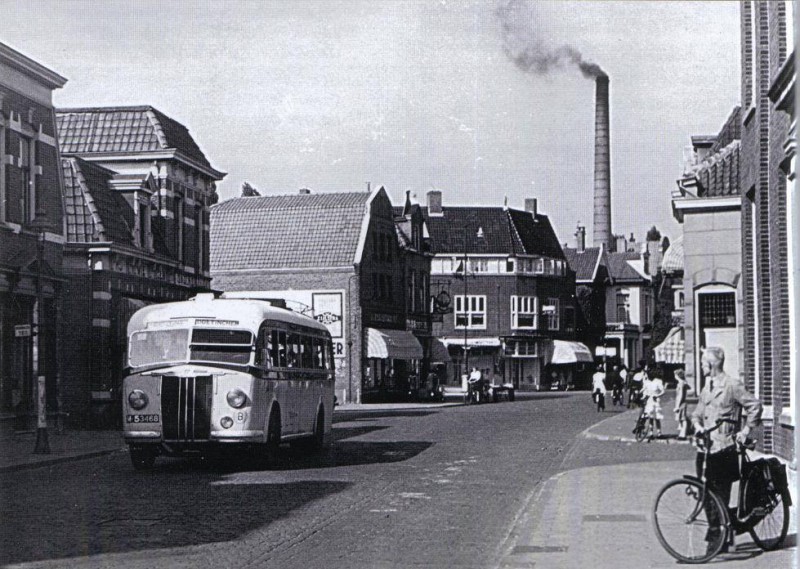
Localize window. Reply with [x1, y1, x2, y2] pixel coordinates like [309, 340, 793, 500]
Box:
[534, 258, 544, 274]
[137, 195, 151, 250]
[20, 136, 33, 223]
[506, 259, 514, 272]
[408, 269, 416, 311]
[511, 295, 538, 329]
[469, 258, 489, 273]
[785, 1, 795, 60]
[271, 330, 288, 367]
[195, 205, 203, 270]
[616, 291, 630, 323]
[174, 195, 184, 262]
[698, 292, 736, 327]
[454, 295, 486, 329]
[545, 298, 560, 330]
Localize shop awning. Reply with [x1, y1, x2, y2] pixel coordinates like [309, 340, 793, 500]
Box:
[551, 340, 594, 364]
[654, 327, 685, 364]
[440, 337, 501, 348]
[430, 338, 451, 363]
[366, 328, 423, 359]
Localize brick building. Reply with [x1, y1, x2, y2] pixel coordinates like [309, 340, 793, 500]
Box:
[564, 226, 658, 373]
[55, 106, 225, 427]
[211, 187, 432, 404]
[739, 1, 795, 460]
[671, 108, 743, 394]
[425, 191, 582, 391]
[0, 43, 67, 426]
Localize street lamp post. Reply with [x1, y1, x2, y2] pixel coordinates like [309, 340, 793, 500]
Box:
[30, 214, 50, 454]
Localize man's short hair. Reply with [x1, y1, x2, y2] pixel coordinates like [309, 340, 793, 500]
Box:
[703, 346, 725, 366]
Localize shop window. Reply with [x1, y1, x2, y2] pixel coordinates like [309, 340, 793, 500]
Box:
[454, 295, 486, 329]
[511, 295, 538, 329]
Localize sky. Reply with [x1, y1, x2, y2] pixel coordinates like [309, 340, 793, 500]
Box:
[2, 0, 742, 249]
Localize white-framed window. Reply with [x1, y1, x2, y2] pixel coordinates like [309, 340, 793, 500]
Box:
[545, 297, 560, 330]
[454, 295, 486, 329]
[511, 295, 538, 329]
[616, 291, 630, 323]
[469, 258, 489, 273]
[534, 258, 544, 274]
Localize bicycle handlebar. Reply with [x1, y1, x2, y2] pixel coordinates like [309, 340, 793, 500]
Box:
[694, 418, 755, 451]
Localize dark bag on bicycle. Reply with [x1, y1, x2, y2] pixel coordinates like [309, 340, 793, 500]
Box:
[746, 458, 792, 506]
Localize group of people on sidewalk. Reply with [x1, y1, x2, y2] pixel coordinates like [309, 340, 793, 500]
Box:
[591, 360, 691, 439]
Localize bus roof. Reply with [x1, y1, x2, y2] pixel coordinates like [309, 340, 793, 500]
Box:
[126, 294, 329, 335]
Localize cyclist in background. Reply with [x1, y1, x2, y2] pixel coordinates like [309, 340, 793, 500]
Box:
[691, 346, 762, 552]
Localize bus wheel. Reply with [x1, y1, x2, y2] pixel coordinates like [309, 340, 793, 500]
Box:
[130, 445, 157, 470]
[265, 407, 281, 457]
[310, 408, 325, 451]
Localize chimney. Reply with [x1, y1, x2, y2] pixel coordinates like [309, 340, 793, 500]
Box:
[592, 74, 612, 250]
[427, 190, 443, 216]
[575, 224, 586, 252]
[643, 249, 651, 275]
[614, 234, 626, 253]
[299, 188, 311, 194]
[525, 198, 537, 216]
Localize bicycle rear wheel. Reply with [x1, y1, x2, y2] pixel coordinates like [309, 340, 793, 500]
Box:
[744, 469, 789, 550]
[634, 418, 647, 442]
[653, 478, 728, 563]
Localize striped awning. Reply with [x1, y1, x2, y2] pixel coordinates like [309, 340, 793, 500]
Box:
[654, 327, 685, 364]
[430, 338, 451, 363]
[551, 340, 594, 364]
[366, 328, 423, 360]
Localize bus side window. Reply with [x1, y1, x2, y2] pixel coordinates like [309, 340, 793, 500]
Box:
[313, 338, 324, 369]
[256, 325, 271, 368]
[301, 336, 313, 368]
[325, 340, 334, 370]
[287, 333, 300, 368]
[272, 330, 287, 368]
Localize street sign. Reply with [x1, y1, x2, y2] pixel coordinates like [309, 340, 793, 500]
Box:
[14, 325, 32, 338]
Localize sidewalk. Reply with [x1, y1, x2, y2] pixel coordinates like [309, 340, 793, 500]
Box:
[496, 396, 798, 569]
[0, 426, 126, 473]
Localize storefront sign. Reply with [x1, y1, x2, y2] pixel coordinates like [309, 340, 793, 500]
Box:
[14, 325, 31, 337]
[406, 318, 430, 333]
[365, 312, 404, 327]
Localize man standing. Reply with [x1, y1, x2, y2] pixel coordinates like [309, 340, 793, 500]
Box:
[691, 346, 762, 551]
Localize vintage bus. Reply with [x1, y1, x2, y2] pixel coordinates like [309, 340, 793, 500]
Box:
[122, 294, 335, 469]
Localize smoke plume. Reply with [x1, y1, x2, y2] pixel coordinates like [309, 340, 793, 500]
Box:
[496, 0, 606, 79]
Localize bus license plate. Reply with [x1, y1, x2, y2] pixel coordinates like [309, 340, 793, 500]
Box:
[126, 414, 160, 424]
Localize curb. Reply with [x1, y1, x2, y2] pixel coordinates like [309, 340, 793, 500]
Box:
[0, 447, 126, 474]
[578, 407, 692, 445]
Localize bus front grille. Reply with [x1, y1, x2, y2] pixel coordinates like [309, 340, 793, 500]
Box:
[161, 376, 212, 441]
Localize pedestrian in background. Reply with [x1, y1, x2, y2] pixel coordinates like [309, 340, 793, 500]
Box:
[627, 361, 647, 408]
[592, 364, 606, 412]
[641, 370, 665, 438]
[673, 369, 690, 440]
[610, 364, 625, 406]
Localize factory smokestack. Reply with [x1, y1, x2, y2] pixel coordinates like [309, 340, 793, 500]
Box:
[593, 74, 612, 251]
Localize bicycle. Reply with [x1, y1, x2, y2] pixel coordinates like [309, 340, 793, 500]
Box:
[652, 419, 791, 563]
[632, 396, 650, 442]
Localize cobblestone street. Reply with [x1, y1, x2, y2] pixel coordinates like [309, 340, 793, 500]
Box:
[0, 393, 643, 568]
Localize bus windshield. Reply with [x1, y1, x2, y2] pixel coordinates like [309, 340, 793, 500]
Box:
[129, 328, 253, 367]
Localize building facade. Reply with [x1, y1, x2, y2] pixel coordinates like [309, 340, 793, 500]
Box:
[0, 43, 67, 426]
[56, 106, 224, 427]
[210, 187, 432, 404]
[425, 191, 579, 390]
[740, 1, 795, 460]
[672, 108, 743, 395]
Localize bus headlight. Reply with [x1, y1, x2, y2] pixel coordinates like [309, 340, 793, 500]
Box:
[226, 389, 247, 409]
[220, 416, 234, 429]
[128, 390, 149, 410]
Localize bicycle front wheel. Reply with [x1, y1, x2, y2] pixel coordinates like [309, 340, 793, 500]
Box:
[744, 469, 790, 550]
[653, 478, 728, 564]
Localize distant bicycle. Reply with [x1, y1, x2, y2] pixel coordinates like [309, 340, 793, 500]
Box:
[632, 396, 650, 442]
[652, 419, 791, 563]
